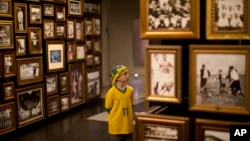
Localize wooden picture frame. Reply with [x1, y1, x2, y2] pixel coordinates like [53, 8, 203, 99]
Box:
[67, 0, 82, 17]
[59, 72, 69, 94]
[14, 3, 28, 33]
[60, 95, 70, 112]
[83, 2, 100, 14]
[55, 5, 65, 21]
[189, 45, 250, 115]
[2, 52, 16, 78]
[68, 62, 85, 107]
[2, 82, 15, 100]
[86, 54, 93, 67]
[46, 95, 60, 117]
[86, 67, 100, 101]
[46, 40, 65, 73]
[67, 19, 75, 40]
[75, 43, 85, 61]
[93, 17, 101, 35]
[28, 27, 42, 55]
[93, 39, 101, 54]
[16, 84, 45, 128]
[29, 4, 42, 24]
[0, 102, 16, 135]
[135, 113, 189, 141]
[0, 20, 14, 49]
[16, 57, 43, 86]
[67, 41, 75, 62]
[93, 55, 100, 66]
[0, 0, 13, 17]
[206, 0, 250, 40]
[85, 39, 93, 52]
[84, 18, 93, 36]
[75, 19, 84, 41]
[55, 22, 66, 38]
[45, 74, 58, 96]
[15, 36, 27, 56]
[43, 3, 54, 17]
[140, 0, 200, 39]
[145, 45, 182, 103]
[43, 19, 54, 39]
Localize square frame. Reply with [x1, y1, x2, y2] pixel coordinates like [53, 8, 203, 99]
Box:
[43, 19, 55, 39]
[2, 82, 15, 100]
[0, 20, 14, 49]
[140, 0, 200, 39]
[15, 36, 27, 56]
[2, 52, 16, 78]
[59, 72, 69, 94]
[189, 45, 250, 115]
[45, 74, 58, 96]
[206, 0, 250, 40]
[60, 94, 70, 112]
[29, 4, 42, 24]
[145, 45, 182, 103]
[14, 3, 28, 33]
[86, 67, 101, 101]
[0, 0, 13, 17]
[46, 95, 60, 117]
[67, 0, 82, 17]
[28, 27, 42, 55]
[55, 5, 65, 21]
[0, 102, 16, 135]
[43, 3, 54, 17]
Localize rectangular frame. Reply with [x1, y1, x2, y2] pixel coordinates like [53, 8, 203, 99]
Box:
[206, 0, 250, 40]
[46, 40, 65, 73]
[55, 5, 65, 21]
[140, 0, 200, 39]
[145, 45, 182, 103]
[28, 27, 42, 55]
[60, 94, 70, 112]
[84, 18, 93, 36]
[2, 82, 15, 100]
[29, 4, 42, 24]
[86, 67, 101, 101]
[93, 17, 100, 35]
[67, 41, 76, 62]
[93, 39, 101, 54]
[83, 2, 100, 14]
[15, 84, 45, 128]
[43, 19, 55, 39]
[67, 19, 75, 40]
[67, 0, 82, 17]
[0, 102, 16, 135]
[15, 35, 27, 56]
[45, 74, 58, 96]
[135, 113, 189, 141]
[43, 3, 54, 17]
[189, 45, 250, 115]
[0, 0, 13, 17]
[59, 72, 69, 95]
[16, 57, 43, 86]
[75, 19, 84, 41]
[46, 95, 60, 117]
[0, 20, 14, 49]
[75, 43, 85, 61]
[14, 3, 28, 33]
[55, 22, 66, 38]
[2, 52, 16, 78]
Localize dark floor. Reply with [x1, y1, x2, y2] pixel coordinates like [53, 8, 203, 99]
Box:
[1, 98, 151, 141]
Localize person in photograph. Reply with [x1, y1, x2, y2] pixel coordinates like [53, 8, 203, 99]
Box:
[17, 7, 24, 30]
[200, 64, 211, 95]
[5, 56, 12, 73]
[76, 23, 82, 39]
[17, 39, 25, 53]
[226, 65, 243, 96]
[68, 24, 74, 38]
[0, 28, 9, 43]
[31, 32, 39, 50]
[0, 2, 8, 13]
[105, 65, 134, 141]
[216, 69, 227, 95]
[68, 44, 74, 60]
[229, 12, 243, 29]
[217, 12, 229, 29]
[5, 87, 12, 97]
[45, 23, 53, 37]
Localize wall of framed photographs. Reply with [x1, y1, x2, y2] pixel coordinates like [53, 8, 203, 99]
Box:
[0, 0, 102, 135]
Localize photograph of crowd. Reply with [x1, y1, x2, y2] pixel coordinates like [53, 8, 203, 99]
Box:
[144, 124, 178, 140]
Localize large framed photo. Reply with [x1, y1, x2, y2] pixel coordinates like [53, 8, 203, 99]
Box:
[28, 27, 42, 55]
[2, 82, 15, 100]
[145, 45, 182, 103]
[16, 84, 45, 128]
[15, 36, 27, 56]
[2, 52, 16, 78]
[16, 57, 43, 86]
[46, 95, 60, 117]
[69, 62, 85, 107]
[135, 113, 189, 141]
[67, 0, 82, 17]
[55, 5, 65, 21]
[206, 0, 250, 40]
[189, 45, 250, 115]
[140, 0, 200, 39]
[0, 20, 14, 49]
[46, 40, 65, 73]
[0, 0, 12, 17]
[45, 74, 58, 96]
[43, 3, 54, 17]
[14, 3, 28, 33]
[86, 67, 100, 101]
[59, 72, 69, 94]
[43, 19, 54, 39]
[29, 4, 42, 24]
[60, 95, 70, 112]
[0, 102, 16, 135]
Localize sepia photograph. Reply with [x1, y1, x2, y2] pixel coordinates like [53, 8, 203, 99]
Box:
[43, 3, 54, 17]
[0, 0, 12, 17]
[45, 74, 58, 96]
[0, 102, 16, 135]
[67, 41, 75, 62]
[84, 2, 100, 14]
[67, 19, 74, 39]
[29, 4, 42, 24]
[55, 5, 65, 21]
[93, 18, 100, 35]
[93, 39, 101, 54]
[46, 95, 60, 117]
[15, 36, 26, 56]
[14, 3, 28, 33]
[3, 52, 16, 77]
[60, 95, 70, 112]
[28, 27, 42, 54]
[68, 0, 82, 17]
[55, 22, 66, 38]
[86, 68, 100, 100]
[2, 82, 15, 100]
[59, 72, 69, 94]
[43, 19, 54, 39]
[84, 19, 92, 36]
[75, 43, 85, 60]
[0, 20, 13, 49]
[75, 20, 83, 41]
[86, 54, 93, 67]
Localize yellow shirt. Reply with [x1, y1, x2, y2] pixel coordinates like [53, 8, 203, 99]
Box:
[105, 85, 134, 134]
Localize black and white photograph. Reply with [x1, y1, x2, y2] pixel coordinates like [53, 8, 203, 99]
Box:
[85, 19, 92, 36]
[0, 0, 12, 17]
[84, 2, 100, 14]
[68, 0, 82, 16]
[144, 124, 178, 140]
[2, 82, 14, 100]
[60, 95, 70, 112]
[0, 21, 13, 48]
[67, 20, 74, 39]
[45, 74, 58, 95]
[204, 130, 229, 141]
[93, 18, 100, 35]
[19, 62, 40, 81]
[28, 27, 42, 54]
[86, 69, 100, 100]
[55, 22, 65, 38]
[85, 39, 92, 52]
[93, 39, 101, 53]
[86, 54, 93, 66]
[43, 3, 54, 17]
[29, 5, 42, 24]
[14, 3, 28, 33]
[15, 36, 26, 56]
[43, 20, 54, 39]
[59, 72, 68, 94]
[93, 55, 100, 65]
[55, 5, 65, 21]
[76, 44, 85, 60]
[3, 54, 15, 76]
[46, 95, 60, 117]
[75, 20, 83, 41]
[0, 102, 16, 135]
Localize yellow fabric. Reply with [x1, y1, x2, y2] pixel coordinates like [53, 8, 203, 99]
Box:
[111, 65, 128, 86]
[105, 85, 134, 134]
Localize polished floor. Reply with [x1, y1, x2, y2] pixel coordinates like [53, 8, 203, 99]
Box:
[2, 76, 150, 141]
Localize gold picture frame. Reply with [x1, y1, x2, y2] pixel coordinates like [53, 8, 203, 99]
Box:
[59, 72, 69, 95]
[28, 27, 42, 55]
[67, 0, 82, 17]
[43, 3, 54, 17]
[0, 20, 14, 49]
[29, 4, 42, 24]
[14, 3, 28, 33]
[43, 19, 55, 39]
[46, 95, 60, 117]
[2, 82, 15, 101]
[45, 74, 58, 96]
[2, 52, 16, 78]
[0, 0, 13, 17]
[86, 67, 101, 101]
[15, 35, 27, 56]
[0, 102, 16, 135]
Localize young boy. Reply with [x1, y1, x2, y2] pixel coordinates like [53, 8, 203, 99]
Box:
[105, 65, 134, 141]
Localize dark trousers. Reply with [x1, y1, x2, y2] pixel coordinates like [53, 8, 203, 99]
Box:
[109, 133, 133, 141]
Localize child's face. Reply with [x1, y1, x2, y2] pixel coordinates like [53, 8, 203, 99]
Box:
[117, 72, 129, 83]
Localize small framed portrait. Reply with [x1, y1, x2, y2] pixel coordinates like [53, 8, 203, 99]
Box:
[68, 0, 82, 17]
[29, 4, 42, 24]
[60, 95, 70, 112]
[75, 20, 84, 41]
[86, 67, 100, 101]
[2, 82, 15, 100]
[16, 57, 43, 86]
[2, 52, 16, 78]
[75, 43, 85, 61]
[67, 41, 75, 62]
[28, 27, 42, 55]
[43, 3, 54, 17]
[59, 72, 69, 95]
[0, 20, 14, 49]
[14, 3, 28, 33]
[85, 39, 93, 52]
[93, 55, 100, 66]
[46, 95, 60, 117]
[0, 102, 16, 135]
[67, 19, 75, 40]
[86, 54, 93, 67]
[43, 19, 54, 39]
[46, 40, 65, 73]
[55, 5, 65, 21]
[84, 18, 93, 36]
[15, 36, 27, 56]
[55, 22, 66, 38]
[45, 74, 58, 96]
[93, 39, 101, 54]
[0, 0, 13, 17]
[93, 17, 100, 35]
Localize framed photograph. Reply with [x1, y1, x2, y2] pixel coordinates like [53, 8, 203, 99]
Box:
[75, 20, 84, 41]
[85, 18, 93, 36]
[2, 82, 15, 100]
[2, 52, 16, 77]
[29, 4, 42, 24]
[55, 22, 66, 38]
[14, 3, 28, 33]
[28, 27, 42, 55]
[46, 40, 65, 73]
[67, 41, 75, 62]
[43, 19, 54, 39]
[85, 39, 93, 52]
[55, 5, 65, 21]
[60, 95, 70, 112]
[59, 72, 69, 94]
[16, 57, 43, 86]
[145, 45, 182, 103]
[93, 39, 101, 54]
[135, 113, 189, 141]
[68, 62, 85, 107]
[45, 74, 58, 96]
[16, 84, 45, 128]
[86, 67, 100, 101]
[93, 17, 100, 35]
[67, 19, 75, 40]
[46, 95, 60, 117]
[0, 102, 16, 135]
[189, 45, 250, 115]
[75, 43, 85, 61]
[0, 20, 14, 49]
[43, 3, 54, 17]
[68, 0, 82, 17]
[93, 55, 100, 66]
[206, 0, 250, 40]
[86, 54, 93, 67]
[15, 36, 27, 56]
[0, 0, 12, 17]
[140, 0, 200, 39]
[83, 2, 100, 14]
